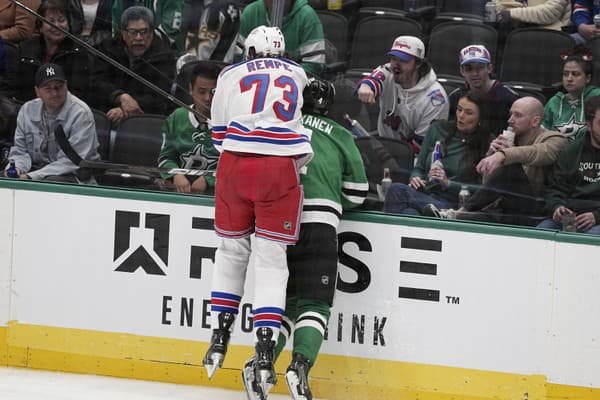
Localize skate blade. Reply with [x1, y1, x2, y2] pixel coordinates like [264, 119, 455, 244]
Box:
[286, 370, 309, 400]
[204, 353, 224, 379]
[257, 370, 274, 397]
[242, 369, 265, 400]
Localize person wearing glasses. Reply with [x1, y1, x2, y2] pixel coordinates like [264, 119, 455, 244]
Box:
[91, 5, 176, 125]
[0, 0, 91, 103]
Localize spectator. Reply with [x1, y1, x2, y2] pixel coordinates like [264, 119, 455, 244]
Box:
[2, 63, 99, 182]
[450, 97, 568, 224]
[383, 90, 493, 215]
[66, 0, 112, 47]
[92, 6, 177, 125]
[157, 61, 222, 194]
[181, 0, 240, 63]
[355, 35, 449, 150]
[0, 0, 41, 45]
[542, 46, 600, 141]
[537, 95, 600, 234]
[449, 44, 519, 136]
[243, 78, 368, 400]
[202, 26, 312, 400]
[237, 0, 325, 77]
[0, 0, 90, 103]
[496, 0, 571, 30]
[572, 0, 600, 44]
[112, 0, 184, 49]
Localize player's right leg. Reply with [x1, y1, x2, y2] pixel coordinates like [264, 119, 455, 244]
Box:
[203, 236, 252, 378]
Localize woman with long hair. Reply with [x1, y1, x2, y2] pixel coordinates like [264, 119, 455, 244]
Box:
[383, 90, 494, 215]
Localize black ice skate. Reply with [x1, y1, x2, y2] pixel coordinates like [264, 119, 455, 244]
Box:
[242, 356, 266, 400]
[254, 327, 277, 396]
[285, 352, 312, 400]
[202, 312, 235, 379]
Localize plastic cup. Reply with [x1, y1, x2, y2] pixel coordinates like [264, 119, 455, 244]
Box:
[561, 214, 577, 232]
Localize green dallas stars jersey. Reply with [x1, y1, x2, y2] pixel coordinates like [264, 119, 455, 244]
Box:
[158, 107, 219, 188]
[300, 113, 369, 228]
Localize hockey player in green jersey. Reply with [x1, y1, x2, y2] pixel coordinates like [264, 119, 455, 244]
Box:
[158, 61, 222, 194]
[242, 79, 369, 400]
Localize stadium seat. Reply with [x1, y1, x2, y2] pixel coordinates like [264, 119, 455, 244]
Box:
[354, 135, 414, 207]
[316, 10, 350, 72]
[91, 108, 113, 161]
[427, 21, 498, 84]
[500, 28, 575, 91]
[588, 37, 600, 86]
[437, 0, 486, 16]
[98, 114, 166, 188]
[347, 12, 422, 78]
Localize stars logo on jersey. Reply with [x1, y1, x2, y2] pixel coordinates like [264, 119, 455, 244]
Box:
[428, 89, 446, 107]
[179, 130, 219, 170]
[554, 114, 586, 139]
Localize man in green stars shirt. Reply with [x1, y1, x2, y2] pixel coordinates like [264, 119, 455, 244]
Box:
[158, 61, 223, 194]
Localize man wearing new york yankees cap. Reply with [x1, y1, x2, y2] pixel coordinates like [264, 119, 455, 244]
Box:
[355, 35, 449, 152]
[3, 63, 99, 182]
[448, 44, 519, 136]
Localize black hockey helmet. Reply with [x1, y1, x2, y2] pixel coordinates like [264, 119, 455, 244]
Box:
[302, 78, 335, 116]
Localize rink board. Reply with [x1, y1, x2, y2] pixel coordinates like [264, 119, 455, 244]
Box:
[0, 181, 600, 400]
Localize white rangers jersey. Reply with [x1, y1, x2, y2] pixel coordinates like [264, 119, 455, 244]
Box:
[211, 57, 313, 166]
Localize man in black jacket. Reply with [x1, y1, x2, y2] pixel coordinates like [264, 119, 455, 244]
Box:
[536, 95, 600, 234]
[91, 5, 177, 125]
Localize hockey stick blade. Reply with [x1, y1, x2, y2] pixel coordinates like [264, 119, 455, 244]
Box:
[55, 125, 216, 177]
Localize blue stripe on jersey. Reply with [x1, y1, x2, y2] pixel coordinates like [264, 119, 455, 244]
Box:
[226, 133, 309, 145]
[211, 305, 239, 314]
[211, 291, 242, 301]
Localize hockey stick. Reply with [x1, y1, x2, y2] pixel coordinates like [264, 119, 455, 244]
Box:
[54, 125, 216, 177]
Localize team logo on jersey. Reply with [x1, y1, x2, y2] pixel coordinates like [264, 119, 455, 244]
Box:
[321, 275, 330, 285]
[554, 114, 586, 139]
[428, 89, 446, 107]
[283, 221, 292, 230]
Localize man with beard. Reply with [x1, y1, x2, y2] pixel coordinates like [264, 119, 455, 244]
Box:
[355, 35, 449, 152]
[157, 61, 222, 193]
[537, 95, 600, 234]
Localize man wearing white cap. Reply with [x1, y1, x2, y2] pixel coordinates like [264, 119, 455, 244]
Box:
[448, 44, 519, 135]
[355, 35, 449, 150]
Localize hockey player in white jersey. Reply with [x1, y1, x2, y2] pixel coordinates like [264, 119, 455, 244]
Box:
[202, 25, 312, 398]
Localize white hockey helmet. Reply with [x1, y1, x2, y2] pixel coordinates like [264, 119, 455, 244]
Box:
[244, 25, 286, 59]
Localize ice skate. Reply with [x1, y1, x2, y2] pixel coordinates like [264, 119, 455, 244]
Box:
[202, 312, 234, 379]
[254, 327, 277, 396]
[285, 352, 312, 400]
[242, 356, 266, 400]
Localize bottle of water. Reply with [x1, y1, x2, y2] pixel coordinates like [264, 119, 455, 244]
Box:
[6, 160, 18, 178]
[381, 167, 392, 199]
[458, 185, 471, 208]
[344, 114, 370, 137]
